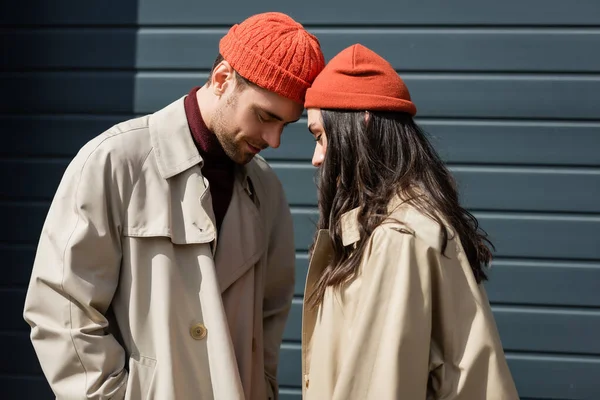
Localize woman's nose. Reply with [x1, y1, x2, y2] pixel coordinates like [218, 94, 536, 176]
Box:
[312, 148, 324, 167]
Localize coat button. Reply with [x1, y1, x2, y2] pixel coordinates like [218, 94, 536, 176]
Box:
[190, 323, 207, 340]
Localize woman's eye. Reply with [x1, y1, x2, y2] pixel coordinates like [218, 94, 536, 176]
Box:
[315, 134, 322, 142]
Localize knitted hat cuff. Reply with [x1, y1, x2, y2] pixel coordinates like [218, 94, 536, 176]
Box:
[305, 89, 417, 115]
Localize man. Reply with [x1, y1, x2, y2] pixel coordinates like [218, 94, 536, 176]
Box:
[23, 12, 324, 400]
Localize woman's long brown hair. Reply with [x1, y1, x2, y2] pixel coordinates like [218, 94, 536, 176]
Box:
[307, 110, 493, 308]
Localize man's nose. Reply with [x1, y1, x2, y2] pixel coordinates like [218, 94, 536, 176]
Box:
[262, 126, 282, 149]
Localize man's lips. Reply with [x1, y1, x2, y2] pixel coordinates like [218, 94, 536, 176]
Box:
[247, 142, 263, 154]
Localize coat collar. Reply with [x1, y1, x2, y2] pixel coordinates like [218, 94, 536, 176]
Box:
[145, 96, 256, 248]
[339, 195, 413, 247]
[149, 96, 203, 179]
[149, 95, 252, 184]
[340, 208, 361, 247]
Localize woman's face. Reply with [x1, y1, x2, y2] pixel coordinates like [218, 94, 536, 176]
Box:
[307, 108, 328, 167]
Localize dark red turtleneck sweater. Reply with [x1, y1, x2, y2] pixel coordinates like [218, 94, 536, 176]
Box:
[183, 86, 235, 233]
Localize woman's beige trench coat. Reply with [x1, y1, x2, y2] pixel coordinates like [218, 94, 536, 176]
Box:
[23, 97, 295, 400]
[302, 201, 520, 399]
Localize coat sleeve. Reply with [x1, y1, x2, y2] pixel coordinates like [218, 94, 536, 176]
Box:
[332, 226, 434, 400]
[23, 141, 128, 399]
[262, 182, 296, 400]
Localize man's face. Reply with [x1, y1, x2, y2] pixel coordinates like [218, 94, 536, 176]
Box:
[212, 74, 303, 165]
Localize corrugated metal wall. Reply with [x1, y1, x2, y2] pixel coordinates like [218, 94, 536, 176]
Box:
[2, 1, 599, 399]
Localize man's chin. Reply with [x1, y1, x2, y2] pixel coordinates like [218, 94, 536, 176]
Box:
[239, 153, 256, 165]
[227, 150, 255, 165]
[220, 147, 248, 165]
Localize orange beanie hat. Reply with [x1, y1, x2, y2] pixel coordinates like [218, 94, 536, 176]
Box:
[305, 44, 417, 115]
[219, 12, 325, 104]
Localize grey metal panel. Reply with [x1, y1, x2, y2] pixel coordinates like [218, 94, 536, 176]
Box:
[265, 119, 600, 167]
[403, 74, 600, 120]
[134, 73, 199, 114]
[418, 120, 600, 167]
[1, 160, 71, 201]
[4, 116, 600, 167]
[449, 165, 600, 212]
[2, 245, 35, 287]
[133, 28, 600, 72]
[313, 29, 600, 73]
[4, 72, 600, 119]
[276, 344, 303, 387]
[493, 306, 600, 355]
[4, 1, 599, 26]
[270, 163, 600, 212]
[282, 301, 600, 354]
[0, 0, 138, 26]
[133, 73, 600, 119]
[293, 254, 600, 307]
[136, 0, 600, 26]
[2, 289, 27, 331]
[0, 203, 49, 244]
[278, 389, 302, 400]
[6, 29, 600, 73]
[293, 254, 309, 297]
[479, 212, 600, 260]
[136, 29, 222, 70]
[0, 333, 43, 375]
[486, 260, 600, 307]
[277, 344, 600, 398]
[0, 116, 123, 157]
[0, 72, 136, 114]
[507, 354, 600, 399]
[291, 209, 600, 259]
[0, 377, 52, 400]
[1, 29, 137, 70]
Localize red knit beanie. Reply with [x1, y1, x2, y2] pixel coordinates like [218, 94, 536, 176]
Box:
[219, 12, 325, 104]
[305, 44, 417, 115]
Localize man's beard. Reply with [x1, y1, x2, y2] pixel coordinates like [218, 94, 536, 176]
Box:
[211, 93, 253, 165]
[212, 119, 242, 163]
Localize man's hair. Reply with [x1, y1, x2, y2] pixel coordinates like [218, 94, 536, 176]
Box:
[206, 54, 253, 89]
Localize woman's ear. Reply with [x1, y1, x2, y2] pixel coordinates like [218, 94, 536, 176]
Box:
[364, 111, 371, 124]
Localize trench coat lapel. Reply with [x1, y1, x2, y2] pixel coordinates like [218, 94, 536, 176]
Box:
[301, 229, 334, 385]
[213, 175, 266, 293]
[140, 96, 218, 245]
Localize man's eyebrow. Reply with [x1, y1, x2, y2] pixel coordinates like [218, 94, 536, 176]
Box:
[258, 108, 300, 125]
[260, 108, 284, 122]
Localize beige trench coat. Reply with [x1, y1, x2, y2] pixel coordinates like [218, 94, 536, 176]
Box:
[23, 97, 295, 400]
[302, 200, 519, 399]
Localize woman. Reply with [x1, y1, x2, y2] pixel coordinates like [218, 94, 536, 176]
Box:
[300, 44, 519, 399]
